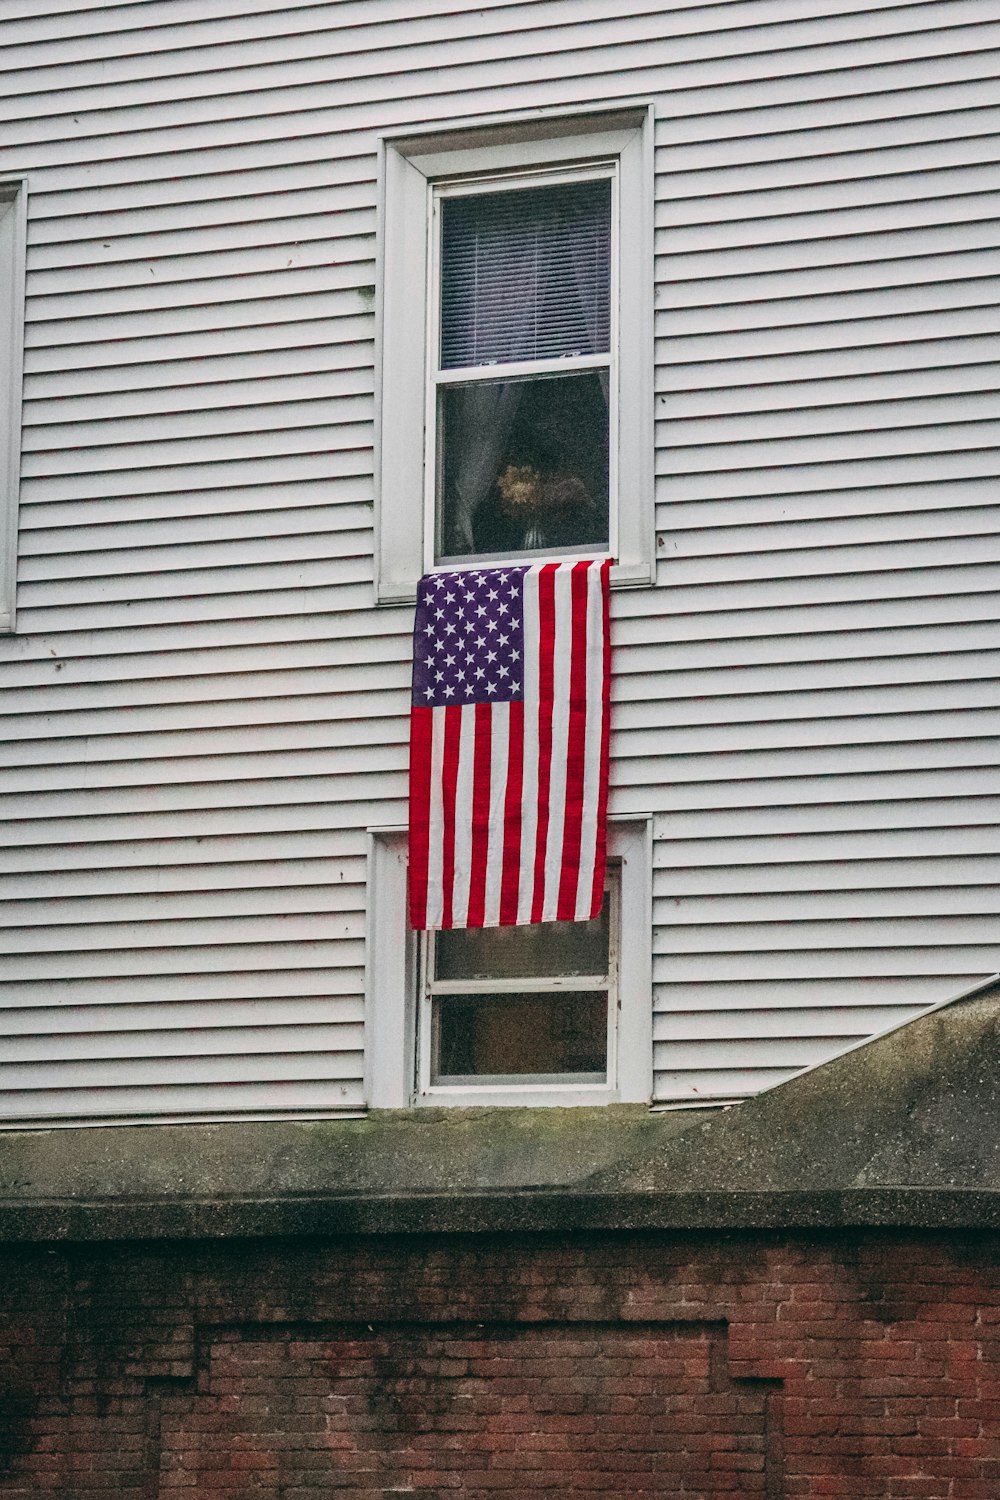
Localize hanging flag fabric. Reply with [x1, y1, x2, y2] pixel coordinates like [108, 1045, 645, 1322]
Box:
[408, 558, 611, 931]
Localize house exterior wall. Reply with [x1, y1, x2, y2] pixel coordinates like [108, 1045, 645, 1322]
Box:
[3, 1229, 1000, 1497]
[1, 0, 998, 1123]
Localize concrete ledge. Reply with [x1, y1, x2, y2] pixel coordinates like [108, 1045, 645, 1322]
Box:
[5, 1186, 1000, 1243]
[3, 980, 1000, 1242]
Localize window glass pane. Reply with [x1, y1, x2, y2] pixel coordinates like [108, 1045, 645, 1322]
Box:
[440, 178, 611, 369]
[434, 991, 607, 1080]
[438, 370, 609, 560]
[435, 899, 609, 981]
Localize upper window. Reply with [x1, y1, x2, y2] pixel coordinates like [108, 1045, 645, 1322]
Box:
[0, 179, 26, 634]
[432, 172, 613, 565]
[376, 110, 653, 603]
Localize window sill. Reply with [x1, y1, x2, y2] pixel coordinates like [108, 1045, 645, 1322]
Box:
[376, 557, 653, 607]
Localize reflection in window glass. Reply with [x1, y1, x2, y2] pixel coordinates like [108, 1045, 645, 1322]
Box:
[435, 991, 607, 1081]
[436, 899, 609, 981]
[438, 371, 609, 560]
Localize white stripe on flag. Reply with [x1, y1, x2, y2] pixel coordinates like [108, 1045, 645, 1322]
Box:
[483, 699, 510, 928]
[424, 707, 446, 932]
[575, 560, 606, 917]
[541, 564, 573, 922]
[450, 705, 476, 928]
[517, 566, 540, 925]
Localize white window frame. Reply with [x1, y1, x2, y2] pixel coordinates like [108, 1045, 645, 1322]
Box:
[375, 108, 653, 605]
[365, 817, 652, 1109]
[0, 179, 27, 634]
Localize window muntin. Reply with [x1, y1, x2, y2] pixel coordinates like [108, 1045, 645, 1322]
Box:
[428, 167, 617, 568]
[418, 885, 618, 1096]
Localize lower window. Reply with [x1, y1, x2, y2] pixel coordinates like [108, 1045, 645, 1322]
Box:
[420, 888, 617, 1093]
[364, 818, 652, 1109]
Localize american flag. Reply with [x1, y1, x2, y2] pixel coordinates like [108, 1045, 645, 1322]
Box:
[408, 558, 610, 931]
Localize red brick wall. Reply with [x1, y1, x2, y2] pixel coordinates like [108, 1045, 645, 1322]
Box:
[1, 1230, 999, 1498]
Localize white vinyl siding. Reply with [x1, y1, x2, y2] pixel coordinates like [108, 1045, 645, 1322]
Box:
[0, 0, 998, 1121]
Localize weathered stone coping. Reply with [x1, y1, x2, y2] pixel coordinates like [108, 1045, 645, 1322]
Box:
[2, 980, 999, 1242]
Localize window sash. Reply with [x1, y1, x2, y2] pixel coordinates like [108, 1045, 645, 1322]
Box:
[424, 163, 620, 573]
[417, 877, 620, 1097]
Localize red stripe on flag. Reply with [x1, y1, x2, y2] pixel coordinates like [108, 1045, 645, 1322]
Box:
[499, 699, 524, 925]
[466, 701, 493, 929]
[407, 704, 433, 929]
[589, 558, 613, 918]
[530, 564, 558, 924]
[440, 704, 463, 931]
[556, 560, 592, 920]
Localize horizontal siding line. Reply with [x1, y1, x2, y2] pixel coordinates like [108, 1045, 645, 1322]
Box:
[0, 678, 408, 723]
[652, 893, 1000, 925]
[657, 276, 1000, 325]
[22, 351, 376, 402]
[0, 747, 404, 793]
[7, 13, 999, 133]
[656, 215, 1000, 276]
[0, 835, 369, 874]
[25, 267, 377, 324]
[1, 1032, 366, 1067]
[656, 488, 1000, 529]
[27, 211, 374, 268]
[2, 0, 946, 44]
[26, 254, 376, 316]
[0, 1057, 363, 1091]
[657, 185, 1000, 246]
[18, 457, 375, 505]
[22, 141, 378, 191]
[0, 646, 411, 691]
[653, 865, 1000, 896]
[658, 153, 1000, 216]
[0, 809, 408, 850]
[25, 312, 375, 357]
[13, 576, 1000, 644]
[2, 0, 968, 83]
[26, 231, 373, 289]
[23, 370, 377, 423]
[657, 194, 1000, 259]
[658, 361, 1000, 410]
[28, 193, 375, 242]
[17, 530, 376, 581]
[7, 12, 995, 115]
[4, 610, 992, 677]
[0, 893, 367, 928]
[655, 97, 1000, 165]
[22, 323, 374, 372]
[23, 407, 374, 457]
[1, 1000, 366, 1032]
[654, 442, 1000, 481]
[24, 284, 374, 334]
[0, 866, 368, 902]
[613, 584, 1000, 630]
[658, 127, 1000, 191]
[8, 31, 1000, 153]
[0, 608, 408, 660]
[659, 243, 1000, 295]
[22, 408, 375, 458]
[13, 69, 994, 187]
[659, 398, 1000, 444]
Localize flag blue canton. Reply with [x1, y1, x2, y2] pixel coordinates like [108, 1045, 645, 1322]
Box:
[411, 567, 527, 708]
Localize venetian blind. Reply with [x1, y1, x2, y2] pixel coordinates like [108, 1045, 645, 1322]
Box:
[440, 177, 611, 370]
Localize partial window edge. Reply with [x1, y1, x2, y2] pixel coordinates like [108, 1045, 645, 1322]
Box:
[0, 179, 26, 635]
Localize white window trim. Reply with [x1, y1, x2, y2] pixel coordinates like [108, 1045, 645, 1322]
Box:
[365, 817, 652, 1109]
[375, 107, 654, 605]
[0, 179, 26, 634]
